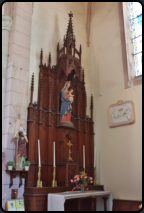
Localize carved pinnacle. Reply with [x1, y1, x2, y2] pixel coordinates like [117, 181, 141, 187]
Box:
[57, 42, 59, 51]
[82, 68, 84, 82]
[40, 48, 43, 65]
[90, 94, 93, 109]
[68, 11, 73, 18]
[48, 52, 51, 64]
[31, 73, 34, 91]
[79, 44, 82, 54]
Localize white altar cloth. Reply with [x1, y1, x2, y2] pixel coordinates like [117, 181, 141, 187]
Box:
[48, 190, 113, 211]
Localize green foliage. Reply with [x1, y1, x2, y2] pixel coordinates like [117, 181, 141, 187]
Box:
[7, 161, 14, 166]
[24, 161, 31, 166]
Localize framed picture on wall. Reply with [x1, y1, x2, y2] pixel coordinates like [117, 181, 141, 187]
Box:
[108, 100, 135, 128]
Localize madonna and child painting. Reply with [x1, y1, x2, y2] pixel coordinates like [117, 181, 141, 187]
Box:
[60, 81, 74, 127]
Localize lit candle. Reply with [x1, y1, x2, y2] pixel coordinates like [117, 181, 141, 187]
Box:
[83, 145, 85, 168]
[53, 142, 55, 167]
[38, 140, 41, 166]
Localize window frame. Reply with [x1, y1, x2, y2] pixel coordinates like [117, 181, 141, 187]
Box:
[118, 2, 142, 88]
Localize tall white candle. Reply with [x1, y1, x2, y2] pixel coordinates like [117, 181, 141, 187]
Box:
[38, 140, 41, 166]
[53, 142, 55, 167]
[83, 145, 85, 168]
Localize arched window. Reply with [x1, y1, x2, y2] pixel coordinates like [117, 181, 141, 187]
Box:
[129, 2, 142, 76]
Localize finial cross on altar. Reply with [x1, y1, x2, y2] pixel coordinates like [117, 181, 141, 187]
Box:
[67, 140, 73, 148]
[69, 11, 73, 18]
[67, 140, 73, 161]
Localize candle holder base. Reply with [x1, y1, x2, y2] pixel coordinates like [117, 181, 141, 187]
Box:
[52, 166, 57, 187]
[36, 165, 42, 188]
[93, 167, 98, 185]
[37, 180, 42, 188]
[94, 179, 98, 185]
[52, 180, 57, 187]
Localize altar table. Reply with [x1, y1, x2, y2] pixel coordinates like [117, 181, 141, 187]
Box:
[48, 190, 113, 211]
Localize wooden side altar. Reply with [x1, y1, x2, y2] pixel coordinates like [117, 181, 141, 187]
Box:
[24, 11, 104, 211]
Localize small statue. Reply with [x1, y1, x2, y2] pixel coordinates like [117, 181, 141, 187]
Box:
[60, 81, 72, 123]
[13, 125, 28, 170]
[68, 88, 74, 103]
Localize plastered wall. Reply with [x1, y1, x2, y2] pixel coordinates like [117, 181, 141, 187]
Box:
[2, 2, 142, 204]
[90, 2, 142, 200]
[28, 2, 91, 115]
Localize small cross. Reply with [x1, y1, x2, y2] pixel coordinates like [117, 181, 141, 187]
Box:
[67, 140, 73, 147]
[68, 11, 73, 18]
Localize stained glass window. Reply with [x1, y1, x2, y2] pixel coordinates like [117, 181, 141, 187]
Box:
[129, 2, 142, 76]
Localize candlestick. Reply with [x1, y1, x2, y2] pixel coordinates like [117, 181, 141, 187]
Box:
[38, 140, 41, 166]
[37, 165, 42, 187]
[83, 145, 85, 168]
[52, 166, 57, 187]
[94, 167, 98, 185]
[53, 142, 55, 167]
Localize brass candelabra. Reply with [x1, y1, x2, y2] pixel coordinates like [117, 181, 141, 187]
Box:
[37, 165, 42, 187]
[94, 167, 98, 185]
[52, 166, 57, 187]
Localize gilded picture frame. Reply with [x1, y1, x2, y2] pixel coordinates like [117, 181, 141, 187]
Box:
[108, 100, 135, 128]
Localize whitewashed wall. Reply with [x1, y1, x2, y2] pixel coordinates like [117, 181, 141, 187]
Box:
[90, 2, 142, 200]
[28, 2, 91, 116]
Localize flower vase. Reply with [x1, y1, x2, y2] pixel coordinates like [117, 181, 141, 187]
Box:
[80, 185, 84, 193]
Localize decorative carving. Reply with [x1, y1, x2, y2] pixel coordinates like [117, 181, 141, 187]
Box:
[2, 15, 12, 31]
[67, 140, 73, 161]
[40, 78, 43, 92]
[36, 200, 47, 211]
[33, 101, 38, 108]
[26, 12, 94, 195]
[48, 81, 52, 94]
[25, 200, 31, 211]
[40, 48, 43, 65]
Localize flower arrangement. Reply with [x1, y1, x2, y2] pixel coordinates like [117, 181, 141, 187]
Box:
[70, 171, 93, 191]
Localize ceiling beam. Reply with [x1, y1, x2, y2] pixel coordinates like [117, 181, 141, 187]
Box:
[86, 2, 92, 47]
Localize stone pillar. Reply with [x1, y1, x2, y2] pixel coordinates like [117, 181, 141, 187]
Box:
[2, 15, 12, 208]
[2, 2, 33, 205]
[2, 15, 12, 134]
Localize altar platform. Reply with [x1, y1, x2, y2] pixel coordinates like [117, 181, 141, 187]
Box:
[48, 190, 112, 211]
[24, 185, 104, 211]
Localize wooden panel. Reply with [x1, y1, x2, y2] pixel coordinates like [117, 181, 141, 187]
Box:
[113, 199, 142, 211]
[25, 11, 98, 211]
[24, 185, 104, 211]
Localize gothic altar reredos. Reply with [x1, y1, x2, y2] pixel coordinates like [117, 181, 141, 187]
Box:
[24, 12, 102, 211]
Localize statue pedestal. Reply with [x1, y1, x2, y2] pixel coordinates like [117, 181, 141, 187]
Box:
[60, 122, 73, 128]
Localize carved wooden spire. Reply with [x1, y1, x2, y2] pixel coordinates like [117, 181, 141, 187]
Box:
[66, 11, 74, 36]
[79, 44, 82, 54]
[85, 90, 87, 107]
[90, 94, 93, 120]
[82, 68, 84, 82]
[48, 52, 51, 68]
[40, 48, 43, 65]
[30, 73, 34, 105]
[57, 42, 59, 51]
[65, 11, 75, 45]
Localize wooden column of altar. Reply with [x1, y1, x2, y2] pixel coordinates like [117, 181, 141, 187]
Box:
[24, 11, 104, 211]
